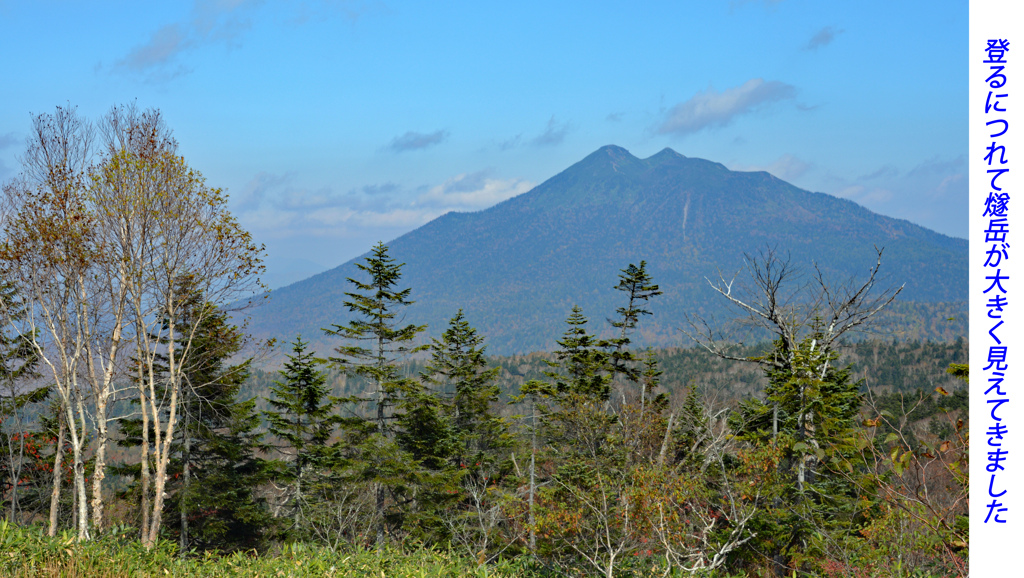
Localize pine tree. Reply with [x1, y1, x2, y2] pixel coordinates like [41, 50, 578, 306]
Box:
[324, 241, 426, 544]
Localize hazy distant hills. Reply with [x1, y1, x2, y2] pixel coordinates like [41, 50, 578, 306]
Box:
[240, 145, 967, 357]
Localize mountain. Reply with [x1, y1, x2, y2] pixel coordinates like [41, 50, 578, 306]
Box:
[239, 145, 967, 356]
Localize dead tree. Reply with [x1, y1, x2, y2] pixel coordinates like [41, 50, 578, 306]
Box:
[683, 246, 903, 575]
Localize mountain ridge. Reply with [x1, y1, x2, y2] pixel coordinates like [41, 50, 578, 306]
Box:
[239, 145, 967, 356]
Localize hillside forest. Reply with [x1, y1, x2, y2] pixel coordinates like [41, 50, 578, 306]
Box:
[0, 106, 968, 577]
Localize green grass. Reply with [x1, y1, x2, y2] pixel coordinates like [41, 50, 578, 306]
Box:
[0, 521, 548, 577]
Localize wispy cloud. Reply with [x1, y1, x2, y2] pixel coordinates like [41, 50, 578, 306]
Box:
[530, 116, 571, 147]
[836, 184, 893, 205]
[361, 182, 399, 195]
[858, 165, 899, 180]
[805, 26, 843, 51]
[732, 154, 811, 181]
[234, 171, 296, 213]
[234, 169, 533, 241]
[386, 130, 449, 152]
[0, 131, 21, 150]
[497, 134, 522, 151]
[112, 0, 264, 81]
[825, 154, 967, 237]
[418, 170, 534, 210]
[114, 0, 262, 80]
[605, 112, 624, 122]
[656, 78, 796, 136]
[905, 155, 965, 179]
[113, 0, 368, 81]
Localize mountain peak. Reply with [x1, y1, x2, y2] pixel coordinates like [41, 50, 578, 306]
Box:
[595, 144, 635, 158]
[648, 147, 685, 160]
[242, 146, 967, 355]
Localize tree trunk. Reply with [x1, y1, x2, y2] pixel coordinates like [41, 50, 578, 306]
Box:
[69, 385, 90, 541]
[91, 401, 107, 532]
[47, 413, 66, 537]
[180, 430, 190, 555]
[528, 402, 536, 553]
[139, 367, 151, 544]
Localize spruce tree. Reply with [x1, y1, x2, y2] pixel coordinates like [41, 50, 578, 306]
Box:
[420, 309, 506, 469]
[0, 280, 43, 523]
[729, 324, 864, 571]
[523, 306, 616, 470]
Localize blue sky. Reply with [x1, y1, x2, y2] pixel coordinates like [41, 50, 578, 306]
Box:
[0, 0, 967, 288]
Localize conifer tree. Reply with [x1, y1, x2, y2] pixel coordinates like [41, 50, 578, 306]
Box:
[324, 241, 426, 544]
[420, 310, 506, 468]
[523, 306, 616, 468]
[0, 280, 43, 523]
[607, 261, 662, 381]
[409, 310, 510, 552]
[116, 288, 273, 553]
[264, 336, 338, 530]
[729, 326, 864, 571]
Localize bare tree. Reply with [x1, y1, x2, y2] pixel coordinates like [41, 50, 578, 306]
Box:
[684, 246, 901, 477]
[683, 246, 902, 574]
[685, 246, 902, 366]
[1, 104, 264, 547]
[0, 106, 97, 540]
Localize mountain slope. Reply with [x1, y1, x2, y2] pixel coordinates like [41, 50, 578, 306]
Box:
[241, 145, 967, 355]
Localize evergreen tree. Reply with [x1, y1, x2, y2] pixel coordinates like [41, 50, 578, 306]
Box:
[264, 336, 338, 531]
[420, 310, 506, 469]
[407, 310, 511, 551]
[116, 288, 273, 553]
[523, 306, 616, 471]
[607, 261, 662, 382]
[534, 306, 613, 401]
[0, 280, 43, 523]
[324, 241, 426, 544]
[729, 324, 864, 571]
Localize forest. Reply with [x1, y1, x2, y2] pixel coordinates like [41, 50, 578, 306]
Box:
[0, 106, 968, 577]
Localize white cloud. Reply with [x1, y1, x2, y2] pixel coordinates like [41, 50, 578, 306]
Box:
[233, 169, 533, 243]
[656, 78, 796, 135]
[732, 154, 811, 181]
[418, 171, 534, 211]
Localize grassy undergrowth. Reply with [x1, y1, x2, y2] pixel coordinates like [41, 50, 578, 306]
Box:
[0, 521, 547, 578]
